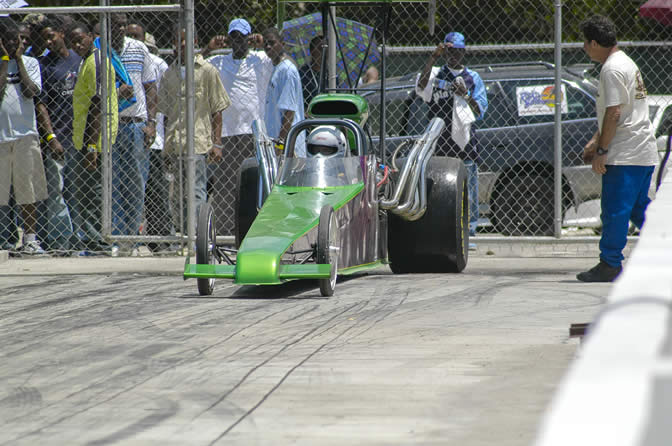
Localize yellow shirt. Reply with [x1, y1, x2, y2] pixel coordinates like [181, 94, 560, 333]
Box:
[72, 48, 118, 151]
[158, 54, 230, 155]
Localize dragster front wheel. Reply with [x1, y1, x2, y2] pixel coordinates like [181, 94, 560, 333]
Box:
[196, 202, 216, 296]
[317, 205, 339, 297]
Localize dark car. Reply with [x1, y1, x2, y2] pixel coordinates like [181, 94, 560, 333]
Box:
[361, 61, 600, 236]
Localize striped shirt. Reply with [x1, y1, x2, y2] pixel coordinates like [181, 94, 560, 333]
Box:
[119, 37, 156, 119]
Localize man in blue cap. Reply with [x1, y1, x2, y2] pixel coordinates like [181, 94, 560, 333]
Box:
[204, 18, 273, 235]
[416, 31, 488, 249]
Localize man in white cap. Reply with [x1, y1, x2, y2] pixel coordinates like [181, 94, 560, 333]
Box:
[204, 18, 273, 235]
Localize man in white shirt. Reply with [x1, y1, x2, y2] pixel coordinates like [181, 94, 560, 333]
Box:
[109, 13, 158, 240]
[206, 18, 273, 235]
[577, 15, 658, 282]
[0, 18, 48, 255]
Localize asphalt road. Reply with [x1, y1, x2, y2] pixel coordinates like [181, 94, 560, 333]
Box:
[0, 256, 611, 445]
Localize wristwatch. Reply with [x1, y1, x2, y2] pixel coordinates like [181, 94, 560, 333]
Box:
[596, 146, 608, 156]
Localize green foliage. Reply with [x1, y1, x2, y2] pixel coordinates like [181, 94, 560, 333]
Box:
[16, 0, 672, 45]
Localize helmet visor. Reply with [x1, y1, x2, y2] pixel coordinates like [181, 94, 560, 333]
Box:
[308, 144, 339, 157]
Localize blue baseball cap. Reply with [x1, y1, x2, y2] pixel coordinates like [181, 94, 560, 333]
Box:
[444, 32, 466, 48]
[228, 18, 251, 36]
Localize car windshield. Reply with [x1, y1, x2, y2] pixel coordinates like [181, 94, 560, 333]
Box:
[277, 156, 365, 187]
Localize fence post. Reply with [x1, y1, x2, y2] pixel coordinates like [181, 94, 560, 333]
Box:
[553, 0, 563, 238]
[184, 0, 196, 254]
[328, 5, 337, 89]
[99, 1, 111, 238]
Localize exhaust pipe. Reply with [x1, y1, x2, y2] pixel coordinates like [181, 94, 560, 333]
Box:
[380, 117, 445, 220]
[252, 120, 278, 209]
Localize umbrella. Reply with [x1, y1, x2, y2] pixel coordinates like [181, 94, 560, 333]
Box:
[639, 0, 672, 26]
[282, 12, 381, 88]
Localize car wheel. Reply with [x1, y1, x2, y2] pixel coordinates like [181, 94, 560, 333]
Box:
[317, 205, 339, 297]
[388, 157, 469, 273]
[196, 202, 216, 296]
[234, 158, 259, 248]
[493, 174, 554, 236]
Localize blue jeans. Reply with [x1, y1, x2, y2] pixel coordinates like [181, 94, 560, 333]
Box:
[63, 145, 85, 248]
[145, 149, 175, 237]
[167, 153, 207, 234]
[37, 153, 74, 250]
[72, 153, 112, 251]
[600, 165, 654, 268]
[111, 121, 150, 235]
[464, 160, 479, 236]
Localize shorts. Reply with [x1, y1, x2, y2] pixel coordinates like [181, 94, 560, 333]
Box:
[0, 135, 48, 206]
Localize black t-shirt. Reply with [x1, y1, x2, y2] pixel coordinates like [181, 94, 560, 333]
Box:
[428, 65, 479, 161]
[37, 49, 82, 144]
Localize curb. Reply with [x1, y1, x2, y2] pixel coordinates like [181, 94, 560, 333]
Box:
[470, 236, 636, 258]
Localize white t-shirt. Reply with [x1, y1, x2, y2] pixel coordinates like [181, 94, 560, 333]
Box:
[119, 37, 157, 120]
[148, 53, 168, 151]
[597, 50, 657, 166]
[207, 50, 273, 137]
[0, 56, 41, 142]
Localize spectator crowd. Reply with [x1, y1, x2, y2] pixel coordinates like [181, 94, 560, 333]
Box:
[1, 10, 656, 289]
[1, 13, 428, 257]
[0, 12, 384, 257]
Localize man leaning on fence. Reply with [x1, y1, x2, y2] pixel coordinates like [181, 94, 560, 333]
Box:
[66, 21, 119, 256]
[204, 18, 273, 236]
[416, 32, 487, 250]
[126, 22, 176, 254]
[108, 13, 158, 243]
[157, 25, 230, 234]
[0, 17, 49, 256]
[576, 15, 658, 283]
[34, 16, 80, 255]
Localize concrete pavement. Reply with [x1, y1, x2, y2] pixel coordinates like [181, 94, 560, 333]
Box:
[0, 252, 612, 445]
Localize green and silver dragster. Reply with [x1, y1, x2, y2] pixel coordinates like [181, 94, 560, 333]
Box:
[184, 0, 469, 296]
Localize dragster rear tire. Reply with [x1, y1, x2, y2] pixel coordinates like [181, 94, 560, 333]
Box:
[388, 157, 469, 273]
[234, 157, 259, 249]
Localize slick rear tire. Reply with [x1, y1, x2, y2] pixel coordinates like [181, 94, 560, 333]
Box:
[234, 157, 260, 248]
[388, 157, 469, 273]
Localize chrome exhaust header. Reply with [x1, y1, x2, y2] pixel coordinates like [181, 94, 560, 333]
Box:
[252, 120, 278, 209]
[380, 117, 445, 221]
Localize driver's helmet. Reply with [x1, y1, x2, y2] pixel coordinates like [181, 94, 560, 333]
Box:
[306, 125, 348, 158]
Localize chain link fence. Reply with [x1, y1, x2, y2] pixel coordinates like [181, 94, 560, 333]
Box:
[1, 0, 669, 256]
[1, 3, 187, 257]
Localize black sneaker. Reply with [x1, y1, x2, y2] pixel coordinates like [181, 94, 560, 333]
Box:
[577, 260, 622, 283]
